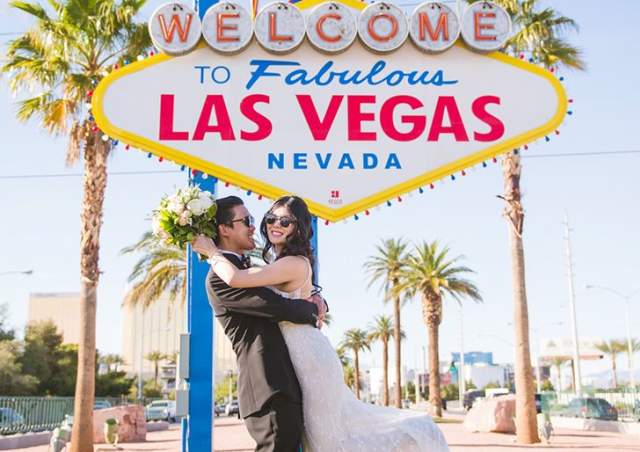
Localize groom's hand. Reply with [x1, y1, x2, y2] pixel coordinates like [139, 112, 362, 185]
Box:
[308, 294, 327, 329]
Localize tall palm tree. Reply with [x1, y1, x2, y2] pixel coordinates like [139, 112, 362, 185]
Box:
[100, 354, 125, 373]
[626, 338, 640, 387]
[364, 239, 409, 408]
[368, 315, 404, 406]
[336, 345, 355, 388]
[3, 2, 150, 449]
[548, 356, 568, 392]
[341, 329, 370, 399]
[145, 351, 166, 386]
[122, 232, 187, 308]
[395, 242, 481, 417]
[469, 0, 585, 443]
[596, 340, 626, 389]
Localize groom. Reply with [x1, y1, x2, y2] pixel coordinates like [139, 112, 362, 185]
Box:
[202, 196, 326, 452]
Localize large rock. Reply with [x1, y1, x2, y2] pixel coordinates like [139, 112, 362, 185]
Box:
[463, 394, 516, 433]
[93, 405, 147, 443]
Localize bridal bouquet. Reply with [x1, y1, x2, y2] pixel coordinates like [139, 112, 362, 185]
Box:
[152, 186, 217, 248]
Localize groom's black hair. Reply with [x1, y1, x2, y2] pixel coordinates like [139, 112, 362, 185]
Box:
[214, 195, 244, 244]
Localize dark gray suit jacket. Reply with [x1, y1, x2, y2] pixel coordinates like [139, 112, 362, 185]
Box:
[205, 253, 318, 417]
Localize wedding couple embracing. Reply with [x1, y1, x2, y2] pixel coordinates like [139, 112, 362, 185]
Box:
[192, 195, 448, 452]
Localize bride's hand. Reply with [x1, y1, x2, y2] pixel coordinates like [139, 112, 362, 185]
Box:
[191, 234, 218, 258]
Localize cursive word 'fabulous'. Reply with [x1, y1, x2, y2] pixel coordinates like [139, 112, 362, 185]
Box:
[245, 59, 458, 90]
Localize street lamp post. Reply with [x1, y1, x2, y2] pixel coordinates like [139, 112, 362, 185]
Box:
[585, 285, 639, 394]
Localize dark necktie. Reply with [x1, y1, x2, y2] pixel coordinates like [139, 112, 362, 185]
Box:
[241, 255, 252, 269]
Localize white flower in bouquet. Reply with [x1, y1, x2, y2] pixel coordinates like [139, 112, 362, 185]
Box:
[152, 186, 217, 250]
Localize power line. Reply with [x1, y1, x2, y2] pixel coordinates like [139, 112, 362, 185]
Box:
[0, 150, 638, 180]
[0, 169, 181, 180]
[522, 149, 640, 159]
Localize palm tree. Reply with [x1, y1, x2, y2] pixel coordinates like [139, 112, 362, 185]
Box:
[145, 351, 166, 386]
[368, 315, 404, 406]
[364, 239, 409, 408]
[122, 232, 187, 308]
[395, 242, 481, 417]
[2, 2, 150, 449]
[626, 338, 640, 387]
[595, 340, 626, 389]
[341, 329, 370, 399]
[336, 345, 355, 388]
[548, 357, 568, 392]
[469, 0, 585, 443]
[100, 354, 125, 373]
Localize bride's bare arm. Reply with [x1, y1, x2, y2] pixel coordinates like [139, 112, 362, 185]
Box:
[192, 235, 306, 288]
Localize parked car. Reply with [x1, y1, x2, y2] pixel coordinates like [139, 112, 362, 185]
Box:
[214, 403, 226, 417]
[0, 407, 25, 429]
[93, 400, 112, 410]
[560, 397, 618, 421]
[463, 390, 485, 411]
[146, 400, 177, 422]
[225, 400, 240, 418]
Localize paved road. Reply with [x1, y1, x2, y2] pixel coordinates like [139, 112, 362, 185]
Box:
[8, 416, 640, 451]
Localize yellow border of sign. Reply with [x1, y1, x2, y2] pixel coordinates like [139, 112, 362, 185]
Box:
[92, 0, 567, 222]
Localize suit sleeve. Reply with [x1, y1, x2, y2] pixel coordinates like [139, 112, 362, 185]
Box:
[208, 272, 318, 325]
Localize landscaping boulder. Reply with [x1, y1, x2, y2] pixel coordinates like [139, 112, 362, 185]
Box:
[92, 405, 146, 443]
[463, 394, 516, 433]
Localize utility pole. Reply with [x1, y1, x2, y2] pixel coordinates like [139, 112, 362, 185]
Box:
[564, 212, 582, 396]
[459, 305, 466, 409]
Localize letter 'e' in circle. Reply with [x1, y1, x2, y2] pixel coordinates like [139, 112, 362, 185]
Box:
[358, 2, 408, 54]
[202, 3, 253, 54]
[306, 3, 357, 54]
[461, 1, 511, 52]
[409, 2, 460, 53]
[149, 3, 202, 55]
[255, 2, 306, 54]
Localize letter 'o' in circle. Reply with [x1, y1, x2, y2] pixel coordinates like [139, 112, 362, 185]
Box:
[409, 2, 460, 53]
[306, 3, 357, 54]
[202, 3, 254, 54]
[461, 1, 511, 52]
[255, 2, 306, 54]
[358, 2, 408, 53]
[149, 3, 202, 55]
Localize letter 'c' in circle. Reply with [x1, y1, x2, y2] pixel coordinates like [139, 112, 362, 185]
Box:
[211, 66, 231, 83]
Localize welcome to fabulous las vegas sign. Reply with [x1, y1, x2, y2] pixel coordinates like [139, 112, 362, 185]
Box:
[92, 0, 567, 222]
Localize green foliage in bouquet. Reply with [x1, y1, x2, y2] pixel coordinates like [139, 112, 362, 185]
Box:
[152, 186, 217, 249]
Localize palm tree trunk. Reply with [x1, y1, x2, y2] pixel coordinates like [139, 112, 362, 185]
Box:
[354, 350, 361, 399]
[502, 153, 539, 444]
[383, 339, 389, 406]
[70, 138, 109, 452]
[427, 321, 442, 417]
[612, 356, 618, 389]
[393, 293, 402, 408]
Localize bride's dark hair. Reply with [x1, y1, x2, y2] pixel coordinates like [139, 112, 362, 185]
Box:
[260, 195, 314, 267]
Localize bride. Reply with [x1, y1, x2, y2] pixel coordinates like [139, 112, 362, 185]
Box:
[193, 195, 449, 452]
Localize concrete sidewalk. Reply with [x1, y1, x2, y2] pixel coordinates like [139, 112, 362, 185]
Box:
[7, 416, 640, 451]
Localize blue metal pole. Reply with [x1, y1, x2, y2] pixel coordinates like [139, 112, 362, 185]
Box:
[310, 216, 319, 285]
[186, 174, 216, 452]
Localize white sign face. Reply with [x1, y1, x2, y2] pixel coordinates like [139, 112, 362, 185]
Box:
[94, 0, 565, 222]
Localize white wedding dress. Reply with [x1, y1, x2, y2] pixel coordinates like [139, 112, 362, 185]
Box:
[271, 260, 449, 452]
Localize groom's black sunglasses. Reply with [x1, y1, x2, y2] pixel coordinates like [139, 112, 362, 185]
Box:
[264, 213, 297, 228]
[228, 215, 255, 228]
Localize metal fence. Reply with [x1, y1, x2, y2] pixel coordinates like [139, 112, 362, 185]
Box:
[549, 390, 640, 422]
[0, 396, 152, 436]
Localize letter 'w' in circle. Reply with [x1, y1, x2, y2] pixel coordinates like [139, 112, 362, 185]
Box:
[158, 14, 193, 43]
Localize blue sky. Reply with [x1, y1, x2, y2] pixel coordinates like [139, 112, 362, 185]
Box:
[1, 0, 639, 380]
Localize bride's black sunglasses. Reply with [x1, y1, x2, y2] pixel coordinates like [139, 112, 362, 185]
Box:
[264, 213, 297, 228]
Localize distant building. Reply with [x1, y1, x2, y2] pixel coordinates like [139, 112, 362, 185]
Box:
[121, 293, 236, 384]
[451, 351, 493, 366]
[28, 292, 81, 344]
